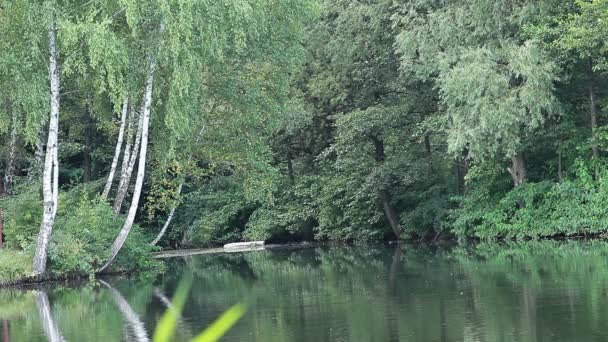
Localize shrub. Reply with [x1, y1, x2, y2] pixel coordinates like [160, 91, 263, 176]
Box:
[0, 250, 32, 283]
[0, 184, 42, 249]
[1, 182, 159, 277]
[50, 194, 159, 275]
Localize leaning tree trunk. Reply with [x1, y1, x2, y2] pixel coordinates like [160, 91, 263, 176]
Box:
[113, 108, 143, 215]
[4, 107, 18, 195]
[508, 151, 527, 187]
[102, 96, 129, 199]
[371, 136, 402, 239]
[99, 52, 156, 273]
[150, 183, 182, 246]
[33, 20, 60, 276]
[588, 58, 600, 180]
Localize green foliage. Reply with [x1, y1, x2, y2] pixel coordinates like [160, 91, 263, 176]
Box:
[0, 184, 42, 249]
[174, 175, 253, 247]
[451, 161, 608, 241]
[0, 183, 158, 276]
[0, 250, 32, 283]
[51, 192, 159, 275]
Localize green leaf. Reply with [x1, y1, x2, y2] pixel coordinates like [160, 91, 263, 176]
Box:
[152, 274, 193, 342]
[191, 303, 247, 342]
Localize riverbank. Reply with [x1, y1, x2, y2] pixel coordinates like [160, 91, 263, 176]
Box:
[2, 233, 605, 287]
[0, 241, 317, 287]
[153, 241, 316, 258]
[0, 247, 161, 288]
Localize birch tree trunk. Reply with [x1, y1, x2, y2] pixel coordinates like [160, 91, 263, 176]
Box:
[4, 107, 18, 195]
[113, 108, 143, 215]
[150, 183, 182, 246]
[33, 20, 60, 276]
[102, 96, 129, 199]
[100, 53, 156, 272]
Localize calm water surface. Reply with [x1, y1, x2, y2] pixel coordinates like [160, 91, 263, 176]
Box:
[2, 241, 608, 341]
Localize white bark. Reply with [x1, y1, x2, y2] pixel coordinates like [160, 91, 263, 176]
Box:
[34, 291, 66, 342]
[102, 96, 129, 199]
[4, 109, 17, 194]
[100, 53, 156, 272]
[33, 20, 60, 276]
[113, 108, 143, 215]
[100, 280, 150, 342]
[150, 183, 182, 246]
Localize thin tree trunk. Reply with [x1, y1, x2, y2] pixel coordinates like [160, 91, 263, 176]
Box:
[100, 46, 157, 272]
[588, 58, 600, 180]
[507, 151, 527, 187]
[424, 134, 432, 156]
[102, 96, 129, 199]
[113, 106, 136, 200]
[113, 108, 143, 215]
[0, 208, 4, 249]
[381, 190, 402, 238]
[4, 105, 17, 195]
[99, 280, 150, 342]
[287, 152, 294, 186]
[83, 108, 93, 182]
[150, 183, 182, 246]
[455, 158, 464, 193]
[33, 20, 60, 276]
[372, 136, 402, 239]
[558, 148, 563, 183]
[34, 291, 65, 342]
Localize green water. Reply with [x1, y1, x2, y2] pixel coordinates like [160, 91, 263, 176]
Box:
[3, 241, 608, 341]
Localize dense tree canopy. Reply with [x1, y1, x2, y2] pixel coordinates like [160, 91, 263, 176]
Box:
[3, 0, 608, 278]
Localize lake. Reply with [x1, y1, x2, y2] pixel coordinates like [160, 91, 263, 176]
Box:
[2, 241, 608, 341]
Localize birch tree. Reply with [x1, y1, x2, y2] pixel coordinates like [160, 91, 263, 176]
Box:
[33, 19, 61, 276]
[113, 106, 141, 213]
[102, 96, 129, 199]
[99, 30, 160, 272]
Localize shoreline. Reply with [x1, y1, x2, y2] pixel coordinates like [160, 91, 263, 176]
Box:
[2, 235, 606, 287]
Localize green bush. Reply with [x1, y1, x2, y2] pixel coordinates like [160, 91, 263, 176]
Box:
[1, 183, 159, 277]
[0, 184, 42, 249]
[173, 176, 253, 247]
[450, 164, 608, 241]
[50, 194, 159, 275]
[0, 250, 32, 283]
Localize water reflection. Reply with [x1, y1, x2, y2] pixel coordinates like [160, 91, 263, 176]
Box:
[2, 241, 608, 341]
[99, 280, 149, 342]
[34, 291, 65, 342]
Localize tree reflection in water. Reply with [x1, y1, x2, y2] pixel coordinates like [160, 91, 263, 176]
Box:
[2, 241, 608, 341]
